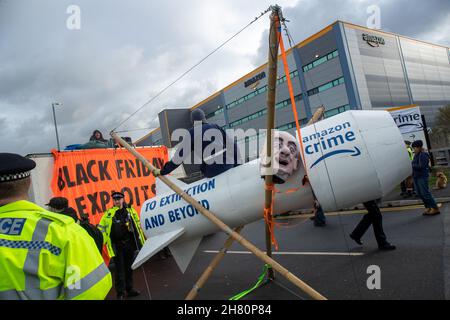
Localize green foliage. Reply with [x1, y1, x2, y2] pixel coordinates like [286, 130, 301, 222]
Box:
[430, 104, 450, 148]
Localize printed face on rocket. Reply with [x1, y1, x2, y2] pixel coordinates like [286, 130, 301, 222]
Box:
[260, 131, 301, 182]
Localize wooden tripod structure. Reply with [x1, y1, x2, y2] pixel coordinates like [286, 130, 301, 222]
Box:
[110, 5, 326, 301]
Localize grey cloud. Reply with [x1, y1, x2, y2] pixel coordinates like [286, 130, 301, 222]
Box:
[1, 0, 448, 156]
[253, 0, 450, 64]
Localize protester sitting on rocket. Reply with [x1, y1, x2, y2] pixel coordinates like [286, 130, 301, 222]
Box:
[154, 109, 242, 178]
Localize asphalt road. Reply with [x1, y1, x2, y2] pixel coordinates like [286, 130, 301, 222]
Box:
[107, 201, 450, 300]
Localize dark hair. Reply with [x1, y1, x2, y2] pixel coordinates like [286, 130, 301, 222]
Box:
[411, 140, 423, 148]
[90, 130, 107, 142]
[0, 177, 31, 199]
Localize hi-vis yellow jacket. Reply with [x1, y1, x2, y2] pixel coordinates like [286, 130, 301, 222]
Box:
[407, 146, 414, 161]
[0, 200, 112, 300]
[98, 206, 145, 258]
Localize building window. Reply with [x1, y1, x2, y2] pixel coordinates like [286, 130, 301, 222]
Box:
[228, 94, 303, 128]
[307, 77, 344, 96]
[205, 107, 224, 119]
[302, 49, 339, 73]
[277, 119, 307, 131]
[225, 69, 299, 110]
[324, 104, 350, 118]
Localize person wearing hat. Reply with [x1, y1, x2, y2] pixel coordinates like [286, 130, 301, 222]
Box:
[98, 191, 145, 299]
[154, 108, 242, 178]
[0, 153, 112, 299]
[46, 197, 103, 253]
[411, 140, 440, 215]
[46, 196, 79, 223]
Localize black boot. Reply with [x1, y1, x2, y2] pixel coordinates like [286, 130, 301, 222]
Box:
[127, 289, 141, 297]
[349, 233, 363, 245]
[378, 243, 396, 251]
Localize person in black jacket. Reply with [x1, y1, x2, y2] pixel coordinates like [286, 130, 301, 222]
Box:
[155, 109, 242, 178]
[46, 197, 79, 222]
[46, 197, 103, 253]
[350, 200, 396, 251]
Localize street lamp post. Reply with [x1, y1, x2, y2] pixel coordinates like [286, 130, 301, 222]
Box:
[51, 102, 62, 151]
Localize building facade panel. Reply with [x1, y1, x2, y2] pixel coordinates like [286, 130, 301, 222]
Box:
[308, 85, 349, 111]
[138, 21, 449, 150]
[303, 56, 343, 91]
[400, 38, 450, 125]
[343, 25, 410, 109]
[297, 30, 337, 65]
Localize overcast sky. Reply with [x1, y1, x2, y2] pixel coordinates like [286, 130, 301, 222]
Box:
[1, 0, 449, 155]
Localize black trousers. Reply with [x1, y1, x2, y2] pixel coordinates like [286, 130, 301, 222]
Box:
[113, 241, 136, 295]
[351, 200, 388, 246]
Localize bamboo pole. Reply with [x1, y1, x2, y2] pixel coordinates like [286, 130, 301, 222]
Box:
[185, 226, 244, 300]
[306, 106, 325, 126]
[111, 132, 327, 300]
[263, 5, 281, 282]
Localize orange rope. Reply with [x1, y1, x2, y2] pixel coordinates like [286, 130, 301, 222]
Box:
[277, 28, 309, 174]
[263, 183, 279, 250]
[263, 14, 313, 250]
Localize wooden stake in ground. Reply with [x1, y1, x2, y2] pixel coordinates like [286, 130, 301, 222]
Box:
[185, 226, 244, 300]
[110, 132, 327, 300]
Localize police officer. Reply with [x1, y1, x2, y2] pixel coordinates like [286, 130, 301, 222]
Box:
[0, 153, 112, 300]
[98, 191, 145, 300]
[154, 109, 242, 178]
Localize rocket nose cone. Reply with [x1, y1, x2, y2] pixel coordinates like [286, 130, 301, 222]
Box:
[303, 110, 411, 211]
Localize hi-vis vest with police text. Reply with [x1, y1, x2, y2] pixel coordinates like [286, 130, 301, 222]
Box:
[0, 200, 112, 300]
[98, 206, 145, 258]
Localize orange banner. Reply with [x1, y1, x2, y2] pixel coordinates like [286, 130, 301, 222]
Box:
[50, 147, 168, 225]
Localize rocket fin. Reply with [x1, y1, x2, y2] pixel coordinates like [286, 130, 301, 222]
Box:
[156, 175, 189, 195]
[131, 228, 185, 270]
[169, 237, 202, 273]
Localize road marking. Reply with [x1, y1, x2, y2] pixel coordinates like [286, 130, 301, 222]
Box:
[204, 250, 364, 256]
[276, 203, 443, 220]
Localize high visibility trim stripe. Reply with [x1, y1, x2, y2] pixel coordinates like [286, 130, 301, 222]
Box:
[64, 262, 111, 300]
[0, 218, 65, 300]
[0, 286, 62, 300]
[23, 218, 52, 298]
[0, 239, 61, 256]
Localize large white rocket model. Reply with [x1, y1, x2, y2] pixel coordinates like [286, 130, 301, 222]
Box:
[132, 110, 411, 272]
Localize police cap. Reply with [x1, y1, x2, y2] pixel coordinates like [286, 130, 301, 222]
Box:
[0, 153, 36, 183]
[111, 191, 125, 199]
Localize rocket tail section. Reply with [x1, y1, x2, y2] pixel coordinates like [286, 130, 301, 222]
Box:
[169, 237, 202, 273]
[131, 228, 185, 270]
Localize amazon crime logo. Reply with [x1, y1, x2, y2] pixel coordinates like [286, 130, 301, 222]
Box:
[392, 112, 423, 130]
[362, 33, 385, 47]
[303, 121, 361, 169]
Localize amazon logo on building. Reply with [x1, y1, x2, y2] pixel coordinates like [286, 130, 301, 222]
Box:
[362, 33, 385, 47]
[303, 121, 361, 169]
[244, 71, 266, 88]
